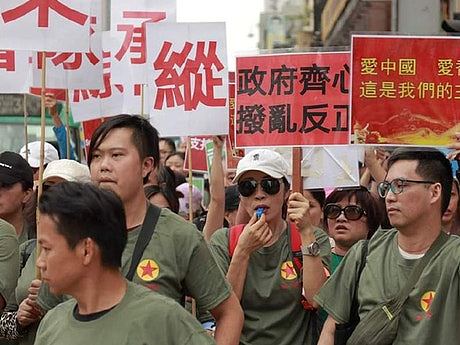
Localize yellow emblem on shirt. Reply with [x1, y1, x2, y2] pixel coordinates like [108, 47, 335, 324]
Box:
[420, 291, 436, 312]
[280, 261, 298, 280]
[137, 259, 160, 282]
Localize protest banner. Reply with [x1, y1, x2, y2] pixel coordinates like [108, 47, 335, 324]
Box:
[0, 50, 31, 93]
[351, 34, 460, 146]
[184, 136, 211, 173]
[0, 0, 91, 52]
[110, 0, 176, 85]
[146, 22, 228, 137]
[235, 51, 350, 147]
[81, 118, 104, 157]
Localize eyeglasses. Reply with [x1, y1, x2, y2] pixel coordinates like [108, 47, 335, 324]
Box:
[324, 203, 367, 221]
[237, 178, 282, 197]
[377, 178, 435, 198]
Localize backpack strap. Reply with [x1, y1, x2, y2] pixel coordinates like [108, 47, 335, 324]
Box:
[126, 204, 162, 281]
[228, 224, 245, 257]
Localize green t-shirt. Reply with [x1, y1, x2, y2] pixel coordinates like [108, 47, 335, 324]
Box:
[315, 229, 460, 345]
[38, 208, 230, 313]
[209, 225, 331, 345]
[0, 219, 19, 306]
[330, 252, 344, 274]
[34, 281, 216, 345]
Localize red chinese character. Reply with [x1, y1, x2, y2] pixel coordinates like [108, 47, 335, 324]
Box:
[73, 73, 123, 102]
[37, 51, 100, 71]
[2, 0, 88, 28]
[115, 10, 166, 64]
[0, 50, 15, 71]
[153, 41, 226, 111]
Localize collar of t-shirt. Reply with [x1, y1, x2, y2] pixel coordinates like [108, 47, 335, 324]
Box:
[398, 246, 425, 260]
[73, 304, 117, 322]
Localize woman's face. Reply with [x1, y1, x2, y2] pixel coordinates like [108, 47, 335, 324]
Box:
[442, 182, 459, 225]
[165, 154, 185, 175]
[303, 190, 323, 228]
[238, 171, 288, 223]
[327, 195, 369, 250]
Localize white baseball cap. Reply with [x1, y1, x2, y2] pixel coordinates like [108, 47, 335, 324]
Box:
[20, 141, 59, 168]
[233, 149, 289, 183]
[43, 159, 91, 183]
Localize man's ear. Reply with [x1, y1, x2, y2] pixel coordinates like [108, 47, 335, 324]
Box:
[80, 238, 96, 266]
[430, 182, 442, 206]
[142, 157, 155, 180]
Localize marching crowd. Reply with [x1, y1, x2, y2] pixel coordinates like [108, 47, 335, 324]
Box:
[1, 111, 460, 345]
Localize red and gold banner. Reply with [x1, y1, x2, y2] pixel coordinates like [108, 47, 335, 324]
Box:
[351, 35, 460, 146]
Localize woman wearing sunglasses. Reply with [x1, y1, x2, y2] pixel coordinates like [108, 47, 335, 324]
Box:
[209, 149, 331, 345]
[323, 186, 384, 273]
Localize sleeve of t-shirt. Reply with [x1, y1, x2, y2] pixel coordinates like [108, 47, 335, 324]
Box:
[183, 232, 231, 312]
[208, 228, 231, 275]
[313, 240, 364, 324]
[0, 223, 19, 304]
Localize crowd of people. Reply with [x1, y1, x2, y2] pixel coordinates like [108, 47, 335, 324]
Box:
[1, 112, 460, 344]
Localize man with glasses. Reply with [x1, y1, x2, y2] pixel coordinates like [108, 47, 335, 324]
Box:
[315, 148, 460, 345]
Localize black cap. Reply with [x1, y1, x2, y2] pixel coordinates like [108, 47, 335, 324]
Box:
[0, 151, 33, 189]
[225, 185, 240, 212]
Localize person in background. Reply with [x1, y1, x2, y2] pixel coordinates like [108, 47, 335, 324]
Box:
[323, 186, 384, 273]
[224, 185, 240, 229]
[19, 142, 59, 182]
[442, 178, 459, 235]
[0, 152, 33, 245]
[165, 152, 186, 178]
[144, 166, 180, 214]
[177, 182, 204, 221]
[159, 138, 176, 165]
[31, 182, 217, 345]
[303, 189, 326, 228]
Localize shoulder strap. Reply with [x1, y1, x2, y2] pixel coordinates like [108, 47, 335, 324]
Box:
[395, 231, 449, 306]
[349, 240, 369, 324]
[126, 204, 162, 281]
[228, 224, 245, 257]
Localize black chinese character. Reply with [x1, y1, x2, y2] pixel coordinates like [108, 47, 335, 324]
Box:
[268, 64, 297, 96]
[268, 104, 297, 133]
[331, 104, 349, 131]
[299, 64, 330, 95]
[299, 104, 329, 133]
[236, 104, 266, 134]
[238, 66, 267, 96]
[332, 64, 349, 94]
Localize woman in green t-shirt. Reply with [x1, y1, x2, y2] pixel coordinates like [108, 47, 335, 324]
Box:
[323, 186, 384, 273]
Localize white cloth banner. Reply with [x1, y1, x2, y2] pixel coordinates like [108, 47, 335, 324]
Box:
[146, 22, 229, 137]
[0, 50, 31, 93]
[0, 0, 91, 52]
[110, 0, 176, 85]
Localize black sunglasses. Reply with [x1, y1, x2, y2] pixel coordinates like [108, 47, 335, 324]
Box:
[324, 203, 367, 221]
[238, 178, 282, 197]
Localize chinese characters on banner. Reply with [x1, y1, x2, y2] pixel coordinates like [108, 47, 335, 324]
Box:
[110, 0, 176, 85]
[0, 0, 91, 52]
[0, 50, 31, 93]
[351, 35, 460, 146]
[146, 22, 228, 137]
[31, 0, 103, 90]
[236, 52, 350, 148]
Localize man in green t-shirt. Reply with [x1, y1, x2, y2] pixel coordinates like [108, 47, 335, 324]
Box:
[29, 182, 215, 345]
[37, 115, 243, 345]
[315, 148, 460, 345]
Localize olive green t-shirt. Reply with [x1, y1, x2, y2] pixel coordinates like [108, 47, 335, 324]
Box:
[38, 208, 231, 313]
[0, 219, 19, 306]
[34, 281, 216, 345]
[315, 229, 460, 345]
[209, 225, 331, 345]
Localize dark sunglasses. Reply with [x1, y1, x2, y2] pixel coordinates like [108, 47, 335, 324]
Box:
[237, 178, 282, 197]
[324, 203, 367, 221]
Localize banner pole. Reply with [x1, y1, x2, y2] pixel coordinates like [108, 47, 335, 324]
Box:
[292, 147, 302, 193]
[186, 136, 196, 317]
[65, 89, 71, 159]
[36, 52, 47, 279]
[140, 84, 145, 118]
[23, 94, 28, 162]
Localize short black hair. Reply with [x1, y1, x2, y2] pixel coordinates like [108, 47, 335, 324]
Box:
[306, 188, 326, 208]
[324, 186, 384, 238]
[387, 148, 452, 214]
[39, 182, 127, 268]
[88, 115, 160, 181]
[160, 138, 176, 153]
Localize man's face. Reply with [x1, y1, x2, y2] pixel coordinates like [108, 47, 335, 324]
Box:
[37, 214, 84, 296]
[159, 140, 173, 164]
[90, 128, 153, 203]
[0, 182, 30, 222]
[384, 160, 436, 230]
